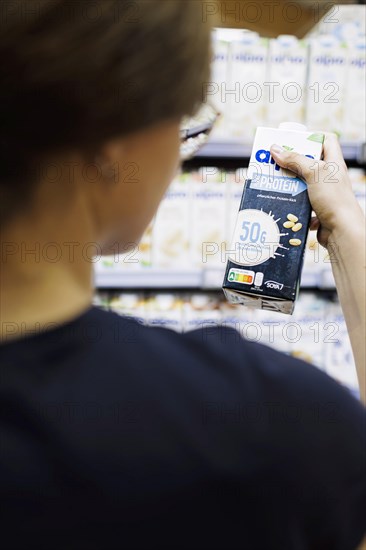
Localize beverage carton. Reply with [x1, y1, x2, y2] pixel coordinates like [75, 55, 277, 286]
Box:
[152, 172, 191, 268]
[191, 167, 226, 268]
[306, 35, 347, 136]
[145, 294, 183, 332]
[324, 301, 359, 394]
[227, 31, 268, 142]
[287, 293, 326, 369]
[343, 36, 366, 142]
[109, 293, 146, 325]
[227, 169, 247, 245]
[183, 294, 221, 332]
[210, 29, 232, 139]
[223, 122, 324, 314]
[267, 35, 308, 128]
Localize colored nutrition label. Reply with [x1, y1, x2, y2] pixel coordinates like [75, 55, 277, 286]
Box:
[228, 269, 255, 285]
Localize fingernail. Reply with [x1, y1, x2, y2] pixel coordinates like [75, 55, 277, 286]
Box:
[271, 144, 284, 155]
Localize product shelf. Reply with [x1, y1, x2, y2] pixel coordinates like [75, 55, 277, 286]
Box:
[94, 269, 204, 290]
[94, 268, 335, 291]
[194, 140, 366, 164]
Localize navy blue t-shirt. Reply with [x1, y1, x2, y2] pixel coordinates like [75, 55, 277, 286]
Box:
[1, 306, 365, 549]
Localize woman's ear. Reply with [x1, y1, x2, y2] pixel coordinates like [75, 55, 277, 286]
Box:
[95, 139, 125, 184]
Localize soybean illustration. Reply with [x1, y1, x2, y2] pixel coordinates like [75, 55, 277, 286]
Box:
[283, 214, 303, 246]
[289, 239, 302, 246]
[292, 223, 302, 232]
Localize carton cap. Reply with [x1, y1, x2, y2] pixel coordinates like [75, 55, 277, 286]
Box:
[214, 28, 246, 42]
[278, 122, 308, 132]
[277, 35, 298, 46]
[316, 34, 339, 48]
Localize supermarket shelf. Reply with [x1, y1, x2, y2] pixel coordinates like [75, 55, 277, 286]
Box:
[95, 268, 336, 290]
[301, 269, 335, 289]
[194, 140, 252, 160]
[341, 142, 366, 164]
[194, 140, 366, 163]
[95, 269, 210, 289]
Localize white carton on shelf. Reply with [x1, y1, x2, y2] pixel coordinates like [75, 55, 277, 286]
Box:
[343, 36, 366, 142]
[95, 254, 118, 272]
[302, 234, 322, 286]
[286, 293, 326, 369]
[307, 5, 366, 41]
[303, 230, 335, 288]
[227, 169, 247, 246]
[120, 221, 154, 271]
[350, 168, 366, 214]
[324, 302, 359, 393]
[227, 32, 268, 142]
[183, 294, 221, 333]
[109, 293, 146, 325]
[334, 21, 365, 43]
[145, 294, 183, 332]
[94, 220, 153, 274]
[306, 35, 348, 136]
[136, 221, 154, 269]
[191, 168, 227, 269]
[152, 173, 191, 268]
[210, 29, 232, 139]
[220, 299, 257, 343]
[219, 301, 241, 335]
[253, 306, 293, 353]
[267, 35, 308, 127]
[93, 292, 110, 309]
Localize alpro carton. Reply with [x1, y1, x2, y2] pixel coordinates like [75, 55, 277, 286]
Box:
[343, 36, 366, 142]
[223, 122, 324, 314]
[267, 35, 308, 128]
[191, 167, 226, 268]
[210, 29, 232, 139]
[306, 35, 347, 136]
[152, 172, 191, 268]
[227, 31, 268, 142]
[145, 294, 183, 332]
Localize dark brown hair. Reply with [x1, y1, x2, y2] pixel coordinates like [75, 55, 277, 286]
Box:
[0, 0, 211, 217]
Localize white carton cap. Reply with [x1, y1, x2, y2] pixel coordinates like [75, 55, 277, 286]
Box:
[316, 34, 339, 48]
[213, 28, 245, 42]
[278, 122, 308, 132]
[277, 35, 298, 46]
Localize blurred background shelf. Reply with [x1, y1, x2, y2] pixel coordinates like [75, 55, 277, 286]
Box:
[94, 5, 364, 396]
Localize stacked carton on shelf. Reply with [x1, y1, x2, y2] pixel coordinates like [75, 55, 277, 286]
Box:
[306, 35, 348, 137]
[343, 36, 366, 142]
[226, 31, 268, 142]
[94, 168, 366, 288]
[152, 173, 191, 269]
[191, 167, 227, 268]
[267, 35, 308, 128]
[209, 27, 366, 141]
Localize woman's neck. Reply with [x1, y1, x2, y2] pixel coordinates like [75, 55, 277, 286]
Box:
[1, 190, 96, 342]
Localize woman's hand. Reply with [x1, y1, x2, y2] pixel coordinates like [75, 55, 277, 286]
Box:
[270, 134, 363, 248]
[272, 133, 366, 403]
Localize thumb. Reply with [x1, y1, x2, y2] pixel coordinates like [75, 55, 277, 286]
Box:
[270, 145, 319, 185]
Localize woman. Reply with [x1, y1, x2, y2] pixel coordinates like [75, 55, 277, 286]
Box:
[1, 1, 365, 549]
